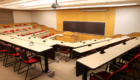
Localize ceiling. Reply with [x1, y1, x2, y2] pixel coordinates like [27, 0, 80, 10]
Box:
[0, 0, 140, 10]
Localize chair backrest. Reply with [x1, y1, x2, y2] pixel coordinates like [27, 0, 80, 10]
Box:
[0, 43, 6, 50]
[4, 31, 8, 33]
[86, 49, 96, 56]
[107, 64, 128, 80]
[24, 24, 27, 26]
[41, 37, 44, 39]
[99, 45, 108, 51]
[5, 45, 16, 54]
[127, 53, 140, 68]
[23, 28, 26, 30]
[16, 29, 20, 31]
[19, 24, 22, 26]
[59, 45, 69, 52]
[21, 34, 24, 36]
[17, 49, 28, 60]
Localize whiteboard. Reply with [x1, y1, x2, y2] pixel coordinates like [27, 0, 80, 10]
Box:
[114, 7, 140, 35]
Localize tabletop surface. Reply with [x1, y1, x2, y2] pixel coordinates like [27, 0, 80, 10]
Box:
[77, 37, 140, 69]
[73, 36, 130, 53]
[0, 35, 52, 52]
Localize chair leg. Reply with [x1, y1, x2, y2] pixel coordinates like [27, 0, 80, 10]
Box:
[14, 57, 17, 72]
[135, 63, 140, 79]
[132, 69, 137, 80]
[18, 61, 22, 74]
[30, 62, 44, 80]
[25, 65, 29, 80]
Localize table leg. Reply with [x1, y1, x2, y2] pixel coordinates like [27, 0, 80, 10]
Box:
[113, 59, 116, 64]
[69, 48, 72, 58]
[44, 53, 49, 73]
[82, 66, 88, 80]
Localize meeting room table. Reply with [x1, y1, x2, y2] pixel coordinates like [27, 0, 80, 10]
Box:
[0, 35, 54, 73]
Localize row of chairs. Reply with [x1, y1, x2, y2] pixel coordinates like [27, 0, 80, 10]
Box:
[90, 47, 140, 80]
[20, 30, 46, 36]
[3, 27, 37, 33]
[41, 33, 54, 39]
[80, 38, 140, 80]
[0, 42, 43, 80]
[3, 24, 27, 28]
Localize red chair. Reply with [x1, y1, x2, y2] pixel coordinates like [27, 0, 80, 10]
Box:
[109, 53, 140, 80]
[16, 29, 20, 31]
[58, 45, 71, 62]
[21, 34, 24, 36]
[90, 64, 128, 80]
[4, 31, 8, 33]
[28, 27, 31, 29]
[10, 30, 14, 32]
[23, 28, 26, 30]
[4, 44, 20, 72]
[3, 26, 7, 28]
[35, 32, 38, 33]
[52, 33, 54, 35]
[17, 49, 43, 80]
[0, 43, 7, 61]
[41, 37, 44, 39]
[49, 34, 51, 36]
[15, 25, 18, 27]
[28, 33, 32, 35]
[42, 30, 45, 32]
[33, 27, 36, 28]
[19, 24, 22, 26]
[45, 35, 48, 38]
[24, 24, 27, 26]
[7, 25, 10, 27]
[39, 31, 42, 33]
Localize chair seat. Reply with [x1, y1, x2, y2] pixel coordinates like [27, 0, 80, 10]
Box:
[9, 52, 20, 57]
[61, 50, 70, 53]
[91, 71, 111, 80]
[22, 56, 41, 64]
[129, 50, 139, 55]
[110, 62, 131, 73]
[0, 49, 7, 52]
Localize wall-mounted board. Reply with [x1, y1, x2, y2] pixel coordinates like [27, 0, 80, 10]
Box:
[63, 21, 105, 35]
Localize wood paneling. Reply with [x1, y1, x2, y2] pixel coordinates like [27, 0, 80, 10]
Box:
[56, 8, 116, 38]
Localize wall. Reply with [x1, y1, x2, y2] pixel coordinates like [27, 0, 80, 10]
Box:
[56, 8, 116, 36]
[31, 11, 57, 29]
[13, 11, 31, 23]
[0, 10, 14, 24]
[114, 7, 140, 35]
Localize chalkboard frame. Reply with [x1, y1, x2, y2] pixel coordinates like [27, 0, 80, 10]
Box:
[63, 21, 106, 36]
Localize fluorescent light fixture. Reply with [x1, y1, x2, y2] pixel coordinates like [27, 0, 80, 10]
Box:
[39, 3, 137, 10]
[19, 0, 75, 6]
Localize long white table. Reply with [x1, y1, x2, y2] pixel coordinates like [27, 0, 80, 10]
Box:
[0, 35, 53, 73]
[77, 37, 139, 80]
[73, 36, 130, 53]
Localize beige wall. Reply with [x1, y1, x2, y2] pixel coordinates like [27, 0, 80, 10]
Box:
[31, 11, 57, 29]
[114, 6, 140, 35]
[13, 11, 31, 23]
